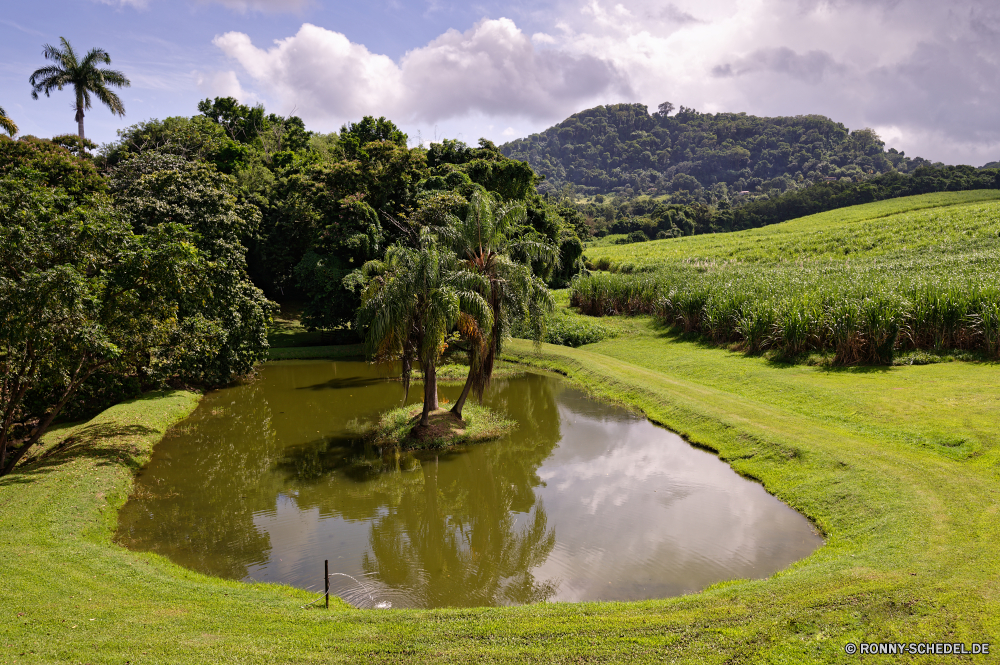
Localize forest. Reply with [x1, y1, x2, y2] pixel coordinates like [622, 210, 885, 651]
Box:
[0, 98, 591, 473]
[502, 102, 1000, 241]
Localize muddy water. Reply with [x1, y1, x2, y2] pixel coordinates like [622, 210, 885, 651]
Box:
[116, 360, 822, 608]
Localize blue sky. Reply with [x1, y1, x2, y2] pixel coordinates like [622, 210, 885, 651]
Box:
[3, 0, 1000, 165]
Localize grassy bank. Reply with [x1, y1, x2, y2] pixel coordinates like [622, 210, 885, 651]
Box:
[3, 316, 999, 662]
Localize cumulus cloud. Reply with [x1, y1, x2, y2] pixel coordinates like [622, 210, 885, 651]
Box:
[207, 0, 1000, 163]
[538, 0, 1000, 163]
[213, 18, 633, 129]
[196, 69, 258, 104]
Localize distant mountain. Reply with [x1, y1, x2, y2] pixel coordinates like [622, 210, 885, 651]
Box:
[501, 103, 939, 200]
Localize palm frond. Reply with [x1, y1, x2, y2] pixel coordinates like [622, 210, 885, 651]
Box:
[0, 106, 17, 137]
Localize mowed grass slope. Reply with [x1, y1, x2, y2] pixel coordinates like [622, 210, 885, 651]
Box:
[586, 190, 1000, 272]
[3, 321, 1000, 662]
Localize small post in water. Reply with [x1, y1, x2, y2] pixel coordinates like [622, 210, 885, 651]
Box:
[324, 559, 329, 609]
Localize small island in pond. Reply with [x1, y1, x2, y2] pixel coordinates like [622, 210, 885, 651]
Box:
[372, 402, 516, 449]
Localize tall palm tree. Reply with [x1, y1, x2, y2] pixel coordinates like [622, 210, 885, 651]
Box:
[357, 228, 492, 428]
[0, 105, 17, 137]
[29, 37, 130, 141]
[441, 189, 556, 419]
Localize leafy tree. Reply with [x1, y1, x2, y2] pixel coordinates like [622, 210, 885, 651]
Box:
[197, 97, 266, 144]
[0, 172, 208, 476]
[356, 229, 491, 428]
[51, 134, 97, 158]
[29, 37, 130, 140]
[108, 153, 274, 385]
[0, 135, 105, 199]
[101, 116, 250, 174]
[339, 116, 407, 160]
[0, 105, 17, 137]
[438, 190, 554, 418]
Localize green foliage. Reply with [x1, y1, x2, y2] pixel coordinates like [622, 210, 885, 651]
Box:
[522, 308, 615, 347]
[502, 102, 933, 198]
[339, 116, 407, 160]
[437, 189, 555, 413]
[50, 134, 96, 157]
[0, 136, 105, 198]
[197, 96, 266, 144]
[573, 192, 1000, 363]
[29, 37, 130, 140]
[0, 105, 16, 137]
[108, 152, 274, 385]
[427, 138, 537, 201]
[356, 229, 492, 425]
[732, 165, 1000, 230]
[0, 172, 208, 474]
[101, 116, 252, 174]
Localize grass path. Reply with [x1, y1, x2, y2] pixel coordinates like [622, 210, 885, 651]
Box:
[3, 319, 1000, 662]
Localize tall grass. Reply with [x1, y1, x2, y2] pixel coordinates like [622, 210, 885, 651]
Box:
[573, 196, 1000, 363]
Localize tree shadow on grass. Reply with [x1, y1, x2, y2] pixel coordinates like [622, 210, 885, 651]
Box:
[0, 422, 158, 487]
[645, 318, 896, 372]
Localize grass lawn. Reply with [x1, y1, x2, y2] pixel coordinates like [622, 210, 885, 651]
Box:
[2, 315, 999, 662]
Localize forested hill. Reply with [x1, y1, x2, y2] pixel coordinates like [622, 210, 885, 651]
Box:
[500, 103, 939, 199]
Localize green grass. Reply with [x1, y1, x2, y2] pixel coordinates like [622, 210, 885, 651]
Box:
[585, 190, 1000, 272]
[574, 192, 1000, 362]
[371, 402, 516, 450]
[267, 302, 326, 348]
[4, 312, 1000, 662]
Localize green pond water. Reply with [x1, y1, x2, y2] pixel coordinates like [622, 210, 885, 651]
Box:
[116, 360, 822, 609]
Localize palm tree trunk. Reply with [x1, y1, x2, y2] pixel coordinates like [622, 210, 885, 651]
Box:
[76, 105, 85, 140]
[420, 362, 439, 427]
[451, 369, 474, 419]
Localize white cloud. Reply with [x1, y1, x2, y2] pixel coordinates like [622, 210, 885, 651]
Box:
[196, 69, 258, 104]
[207, 0, 1000, 163]
[501, 126, 517, 137]
[213, 18, 632, 130]
[537, 0, 1000, 163]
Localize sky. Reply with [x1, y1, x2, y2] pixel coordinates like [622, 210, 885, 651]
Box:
[2, 0, 999, 165]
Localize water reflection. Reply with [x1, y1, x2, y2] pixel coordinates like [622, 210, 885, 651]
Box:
[116, 361, 822, 608]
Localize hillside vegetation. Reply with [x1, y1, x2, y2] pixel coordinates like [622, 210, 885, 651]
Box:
[501, 102, 933, 199]
[574, 191, 1000, 363]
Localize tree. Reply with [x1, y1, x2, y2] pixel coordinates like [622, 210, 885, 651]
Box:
[108, 152, 274, 385]
[0, 105, 17, 137]
[29, 37, 130, 141]
[356, 228, 491, 429]
[0, 136, 105, 199]
[197, 97, 266, 144]
[0, 172, 208, 476]
[440, 189, 555, 419]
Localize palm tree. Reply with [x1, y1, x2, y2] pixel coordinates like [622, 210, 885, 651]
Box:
[0, 105, 17, 137]
[441, 189, 556, 419]
[29, 37, 130, 141]
[357, 228, 492, 428]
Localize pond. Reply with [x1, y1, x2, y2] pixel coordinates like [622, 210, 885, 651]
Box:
[116, 360, 822, 609]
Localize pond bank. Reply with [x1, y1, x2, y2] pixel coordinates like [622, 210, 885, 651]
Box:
[3, 318, 999, 661]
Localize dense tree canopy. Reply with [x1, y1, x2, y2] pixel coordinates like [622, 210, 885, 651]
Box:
[501, 103, 939, 200]
[0, 171, 218, 475]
